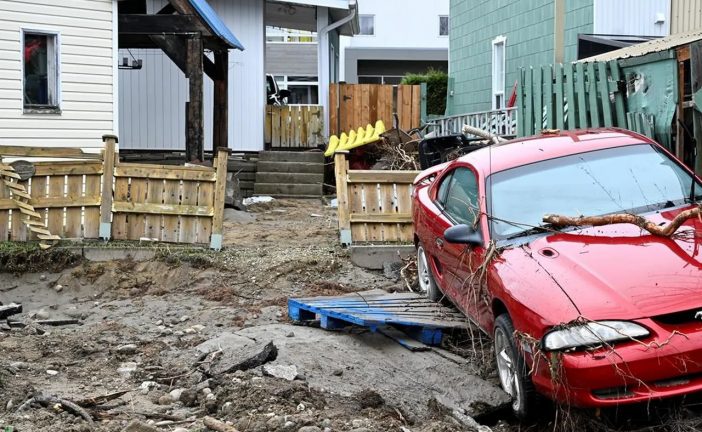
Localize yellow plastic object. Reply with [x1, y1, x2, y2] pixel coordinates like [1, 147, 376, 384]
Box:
[324, 134, 340, 157]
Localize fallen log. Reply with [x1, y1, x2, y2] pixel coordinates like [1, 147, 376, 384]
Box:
[543, 205, 702, 237]
[203, 416, 240, 432]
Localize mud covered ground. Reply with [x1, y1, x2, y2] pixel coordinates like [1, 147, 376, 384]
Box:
[1, 199, 702, 432]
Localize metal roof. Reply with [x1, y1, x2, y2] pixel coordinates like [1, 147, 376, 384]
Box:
[578, 29, 702, 62]
[188, 0, 245, 50]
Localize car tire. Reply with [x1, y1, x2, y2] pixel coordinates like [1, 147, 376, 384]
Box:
[416, 242, 441, 302]
[493, 313, 538, 420]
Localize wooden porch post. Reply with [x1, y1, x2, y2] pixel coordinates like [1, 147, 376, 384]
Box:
[186, 33, 204, 162]
[213, 49, 229, 151]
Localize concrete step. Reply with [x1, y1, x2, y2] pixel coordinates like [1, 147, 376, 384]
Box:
[253, 182, 323, 197]
[258, 151, 324, 163]
[257, 161, 324, 174]
[255, 172, 323, 185]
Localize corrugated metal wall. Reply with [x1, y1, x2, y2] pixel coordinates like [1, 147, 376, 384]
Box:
[119, 0, 265, 151]
[671, 0, 702, 34]
[594, 0, 670, 36]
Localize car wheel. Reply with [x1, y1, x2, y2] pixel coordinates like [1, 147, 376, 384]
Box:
[494, 314, 538, 420]
[416, 243, 441, 301]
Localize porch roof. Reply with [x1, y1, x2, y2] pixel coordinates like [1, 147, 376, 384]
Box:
[188, 0, 245, 50]
[579, 29, 702, 62]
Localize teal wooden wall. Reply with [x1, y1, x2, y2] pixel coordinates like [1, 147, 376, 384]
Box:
[447, 0, 593, 115]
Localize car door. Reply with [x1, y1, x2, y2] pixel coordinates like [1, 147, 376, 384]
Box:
[429, 167, 484, 320]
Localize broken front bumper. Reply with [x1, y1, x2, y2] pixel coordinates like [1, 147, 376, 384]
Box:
[530, 319, 702, 407]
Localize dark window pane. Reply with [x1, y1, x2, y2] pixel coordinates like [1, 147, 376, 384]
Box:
[444, 168, 479, 225]
[24, 34, 49, 106]
[440, 16, 449, 36]
[360, 15, 374, 35]
[358, 76, 382, 84]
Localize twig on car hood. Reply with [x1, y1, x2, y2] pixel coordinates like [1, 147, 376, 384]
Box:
[543, 204, 702, 237]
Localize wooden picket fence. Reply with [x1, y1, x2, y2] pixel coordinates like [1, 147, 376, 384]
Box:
[329, 84, 423, 136]
[334, 151, 418, 245]
[0, 137, 228, 249]
[517, 61, 627, 136]
[265, 105, 324, 148]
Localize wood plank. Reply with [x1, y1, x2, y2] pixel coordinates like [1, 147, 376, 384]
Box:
[544, 66, 554, 129]
[83, 175, 100, 238]
[555, 64, 565, 130]
[196, 181, 213, 244]
[0, 196, 100, 210]
[111, 178, 129, 240]
[334, 152, 351, 240]
[329, 83, 338, 136]
[113, 201, 213, 217]
[272, 106, 281, 147]
[115, 165, 216, 181]
[179, 181, 198, 243]
[63, 175, 83, 238]
[587, 62, 601, 128]
[565, 63, 577, 129]
[126, 178, 147, 240]
[161, 180, 181, 242]
[348, 213, 413, 224]
[411, 85, 421, 129]
[361, 84, 370, 130]
[348, 170, 419, 184]
[379, 183, 398, 241]
[353, 84, 362, 130]
[0, 169, 9, 241]
[144, 178, 164, 240]
[116, 162, 215, 172]
[382, 85, 394, 129]
[0, 145, 102, 159]
[264, 105, 272, 144]
[400, 85, 412, 131]
[46, 175, 65, 236]
[598, 62, 613, 127]
[369, 85, 379, 126]
[363, 183, 381, 241]
[575, 62, 588, 128]
[10, 180, 28, 241]
[211, 148, 229, 247]
[100, 136, 116, 239]
[32, 162, 103, 176]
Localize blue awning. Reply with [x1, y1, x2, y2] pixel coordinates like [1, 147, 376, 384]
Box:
[188, 0, 245, 50]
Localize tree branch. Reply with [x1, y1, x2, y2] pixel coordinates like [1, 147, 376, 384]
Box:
[543, 205, 702, 237]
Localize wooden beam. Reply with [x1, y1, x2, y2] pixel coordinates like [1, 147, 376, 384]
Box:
[186, 34, 204, 162]
[0, 145, 102, 159]
[115, 164, 216, 181]
[213, 50, 229, 150]
[118, 14, 206, 35]
[149, 34, 187, 74]
[203, 54, 217, 80]
[113, 201, 214, 217]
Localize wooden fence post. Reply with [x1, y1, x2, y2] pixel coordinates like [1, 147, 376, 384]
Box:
[210, 146, 230, 250]
[100, 134, 117, 240]
[334, 151, 351, 245]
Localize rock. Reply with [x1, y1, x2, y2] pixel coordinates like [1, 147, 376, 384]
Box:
[224, 208, 257, 223]
[332, 369, 343, 377]
[206, 392, 216, 401]
[172, 428, 189, 432]
[286, 331, 295, 337]
[169, 388, 184, 401]
[117, 362, 138, 378]
[155, 319, 163, 326]
[283, 421, 296, 430]
[46, 369, 59, 376]
[160, 328, 173, 336]
[351, 419, 364, 428]
[6, 399, 13, 410]
[174, 330, 185, 337]
[382, 261, 402, 281]
[354, 389, 384, 409]
[321, 419, 331, 428]
[31, 308, 50, 320]
[196, 335, 277, 375]
[180, 389, 198, 407]
[140, 381, 156, 395]
[202, 387, 212, 395]
[221, 401, 233, 414]
[116, 344, 138, 354]
[184, 327, 196, 334]
[157, 394, 173, 405]
[298, 427, 321, 432]
[296, 403, 305, 412]
[262, 364, 298, 381]
[170, 317, 180, 325]
[40, 274, 46, 281]
[266, 415, 284, 429]
[350, 429, 371, 432]
[123, 420, 161, 432]
[54, 284, 63, 292]
[191, 324, 205, 332]
[180, 315, 190, 322]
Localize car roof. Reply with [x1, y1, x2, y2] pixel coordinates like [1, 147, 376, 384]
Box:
[457, 128, 652, 176]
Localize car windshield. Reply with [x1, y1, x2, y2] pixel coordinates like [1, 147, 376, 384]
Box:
[489, 144, 702, 240]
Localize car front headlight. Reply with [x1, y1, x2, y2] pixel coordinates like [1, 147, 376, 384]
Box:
[542, 320, 650, 352]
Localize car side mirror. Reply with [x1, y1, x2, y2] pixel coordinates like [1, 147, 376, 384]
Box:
[444, 224, 482, 246]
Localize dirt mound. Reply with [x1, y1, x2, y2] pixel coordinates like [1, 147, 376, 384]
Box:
[0, 244, 81, 274]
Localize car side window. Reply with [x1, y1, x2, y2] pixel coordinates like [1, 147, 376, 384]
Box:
[442, 167, 479, 225]
[436, 172, 453, 206]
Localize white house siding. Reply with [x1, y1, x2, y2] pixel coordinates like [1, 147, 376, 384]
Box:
[119, 0, 265, 151]
[671, 0, 702, 34]
[593, 0, 671, 37]
[0, 0, 115, 147]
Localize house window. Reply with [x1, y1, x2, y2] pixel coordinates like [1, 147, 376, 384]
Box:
[22, 30, 60, 112]
[359, 15, 375, 35]
[439, 16, 449, 36]
[492, 36, 506, 109]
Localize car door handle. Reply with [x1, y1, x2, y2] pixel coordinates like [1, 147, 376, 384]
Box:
[435, 238, 444, 249]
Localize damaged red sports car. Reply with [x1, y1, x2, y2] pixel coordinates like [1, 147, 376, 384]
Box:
[412, 128, 702, 418]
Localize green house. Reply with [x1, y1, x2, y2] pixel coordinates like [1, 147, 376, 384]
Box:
[446, 0, 671, 116]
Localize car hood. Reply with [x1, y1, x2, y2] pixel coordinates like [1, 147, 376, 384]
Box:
[522, 205, 702, 320]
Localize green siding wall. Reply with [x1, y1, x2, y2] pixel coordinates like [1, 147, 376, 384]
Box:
[447, 0, 593, 115]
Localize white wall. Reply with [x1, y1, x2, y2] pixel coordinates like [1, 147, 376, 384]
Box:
[594, 0, 671, 36]
[119, 0, 265, 151]
[0, 0, 115, 147]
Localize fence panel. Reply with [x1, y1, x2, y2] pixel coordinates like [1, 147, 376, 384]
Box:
[329, 84, 423, 136]
[334, 151, 418, 245]
[265, 105, 323, 148]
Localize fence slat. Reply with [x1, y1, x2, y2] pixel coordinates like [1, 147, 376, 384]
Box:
[525, 67, 534, 135]
[610, 60, 627, 127]
[145, 178, 164, 240]
[598, 62, 613, 127]
[196, 181, 213, 244]
[28, 176, 47, 240]
[126, 179, 147, 240]
[586, 62, 601, 128]
[544, 65, 554, 129]
[517, 69, 525, 137]
[161, 180, 181, 242]
[0, 171, 7, 241]
[329, 83, 338, 136]
[47, 176, 64, 236]
[64, 175, 83, 238]
[555, 64, 565, 130]
[534, 66, 543, 131]
[565, 63, 577, 129]
[84, 175, 100, 239]
[575, 62, 588, 128]
[179, 181, 198, 244]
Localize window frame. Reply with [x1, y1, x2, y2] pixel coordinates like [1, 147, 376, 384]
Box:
[491, 35, 506, 110]
[21, 28, 61, 114]
[359, 14, 375, 36]
[439, 15, 449, 37]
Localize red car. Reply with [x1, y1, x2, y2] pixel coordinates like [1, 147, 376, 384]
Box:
[412, 128, 702, 418]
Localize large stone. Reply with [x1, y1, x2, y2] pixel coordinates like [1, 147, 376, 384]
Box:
[123, 420, 161, 432]
[196, 334, 277, 375]
[262, 364, 298, 381]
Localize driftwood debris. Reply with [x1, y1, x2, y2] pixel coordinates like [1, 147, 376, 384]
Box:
[7, 319, 81, 328]
[203, 416, 240, 432]
[543, 204, 702, 237]
[18, 394, 95, 426]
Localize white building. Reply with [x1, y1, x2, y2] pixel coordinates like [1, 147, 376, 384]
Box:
[339, 0, 449, 84]
[0, 0, 118, 147]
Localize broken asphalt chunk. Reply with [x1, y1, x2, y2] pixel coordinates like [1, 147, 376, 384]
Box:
[196, 333, 277, 375]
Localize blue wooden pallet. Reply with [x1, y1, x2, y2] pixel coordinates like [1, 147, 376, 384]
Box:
[288, 289, 469, 346]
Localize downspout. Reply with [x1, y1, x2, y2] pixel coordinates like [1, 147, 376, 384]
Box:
[317, 1, 357, 137]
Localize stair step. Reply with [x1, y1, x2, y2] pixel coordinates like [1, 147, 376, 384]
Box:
[257, 161, 324, 174]
[253, 182, 323, 196]
[258, 151, 324, 163]
[255, 172, 323, 185]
